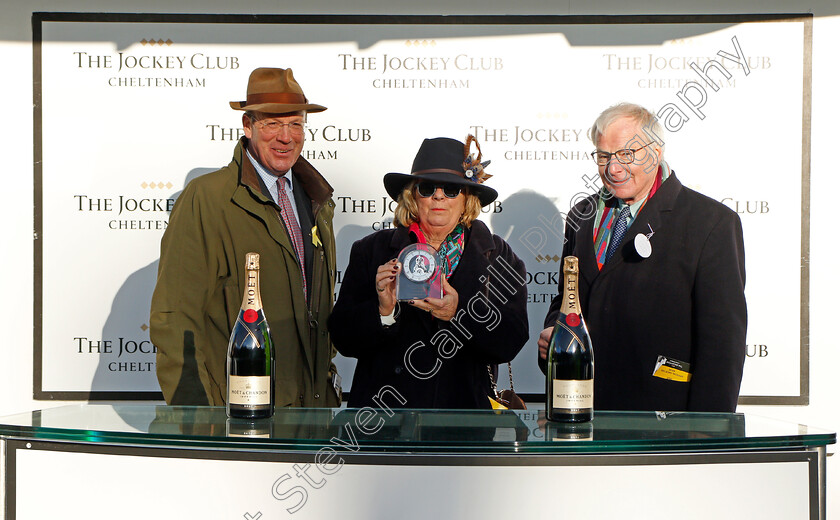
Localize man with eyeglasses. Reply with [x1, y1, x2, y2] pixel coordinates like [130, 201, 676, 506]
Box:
[538, 102, 747, 413]
[151, 67, 342, 409]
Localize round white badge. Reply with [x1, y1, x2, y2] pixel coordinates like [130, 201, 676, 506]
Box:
[634, 233, 652, 258]
[403, 250, 437, 282]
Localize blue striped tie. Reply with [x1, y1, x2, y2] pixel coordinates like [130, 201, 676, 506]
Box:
[605, 205, 631, 263]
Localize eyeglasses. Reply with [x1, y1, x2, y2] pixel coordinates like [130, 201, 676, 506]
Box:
[591, 142, 655, 166]
[255, 120, 305, 137]
[416, 182, 463, 198]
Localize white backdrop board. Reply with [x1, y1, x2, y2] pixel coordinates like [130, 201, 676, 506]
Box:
[33, 14, 811, 403]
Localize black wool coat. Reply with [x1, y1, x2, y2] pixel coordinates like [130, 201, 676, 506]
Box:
[541, 173, 747, 412]
[329, 220, 529, 409]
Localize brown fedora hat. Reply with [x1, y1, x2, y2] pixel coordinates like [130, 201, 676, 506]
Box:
[229, 67, 327, 113]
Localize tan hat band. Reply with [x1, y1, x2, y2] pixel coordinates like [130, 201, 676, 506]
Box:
[412, 169, 465, 177]
[246, 92, 307, 105]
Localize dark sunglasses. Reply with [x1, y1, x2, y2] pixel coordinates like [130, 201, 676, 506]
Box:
[415, 182, 463, 198]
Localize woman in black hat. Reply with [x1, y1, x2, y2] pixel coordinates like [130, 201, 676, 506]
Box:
[328, 136, 529, 409]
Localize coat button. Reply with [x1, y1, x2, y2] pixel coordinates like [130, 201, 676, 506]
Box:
[394, 366, 402, 374]
[315, 393, 320, 399]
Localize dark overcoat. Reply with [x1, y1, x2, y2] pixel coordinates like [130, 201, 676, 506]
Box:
[329, 220, 529, 409]
[541, 173, 747, 412]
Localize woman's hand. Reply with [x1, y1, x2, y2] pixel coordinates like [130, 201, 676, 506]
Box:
[411, 276, 459, 321]
[375, 259, 400, 316]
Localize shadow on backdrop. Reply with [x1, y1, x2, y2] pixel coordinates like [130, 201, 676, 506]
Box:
[491, 189, 568, 398]
[91, 168, 215, 428]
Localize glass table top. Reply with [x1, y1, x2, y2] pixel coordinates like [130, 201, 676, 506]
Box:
[0, 405, 834, 454]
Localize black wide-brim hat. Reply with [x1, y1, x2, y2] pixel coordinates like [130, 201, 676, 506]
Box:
[383, 137, 498, 207]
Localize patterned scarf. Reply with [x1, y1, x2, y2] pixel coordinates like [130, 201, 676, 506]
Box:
[409, 222, 465, 279]
[592, 161, 671, 270]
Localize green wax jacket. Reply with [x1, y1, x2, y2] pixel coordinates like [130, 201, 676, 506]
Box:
[151, 138, 340, 407]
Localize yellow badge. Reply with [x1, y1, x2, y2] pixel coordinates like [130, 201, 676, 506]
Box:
[488, 396, 508, 410]
[311, 225, 322, 248]
[652, 355, 692, 382]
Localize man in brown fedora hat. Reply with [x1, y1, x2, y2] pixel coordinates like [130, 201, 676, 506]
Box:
[151, 67, 341, 408]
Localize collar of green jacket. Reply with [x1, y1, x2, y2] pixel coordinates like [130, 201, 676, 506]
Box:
[234, 137, 334, 215]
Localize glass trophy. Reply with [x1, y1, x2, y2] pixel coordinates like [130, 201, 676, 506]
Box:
[396, 243, 443, 301]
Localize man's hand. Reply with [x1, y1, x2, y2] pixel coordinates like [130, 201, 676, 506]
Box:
[538, 327, 553, 360]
